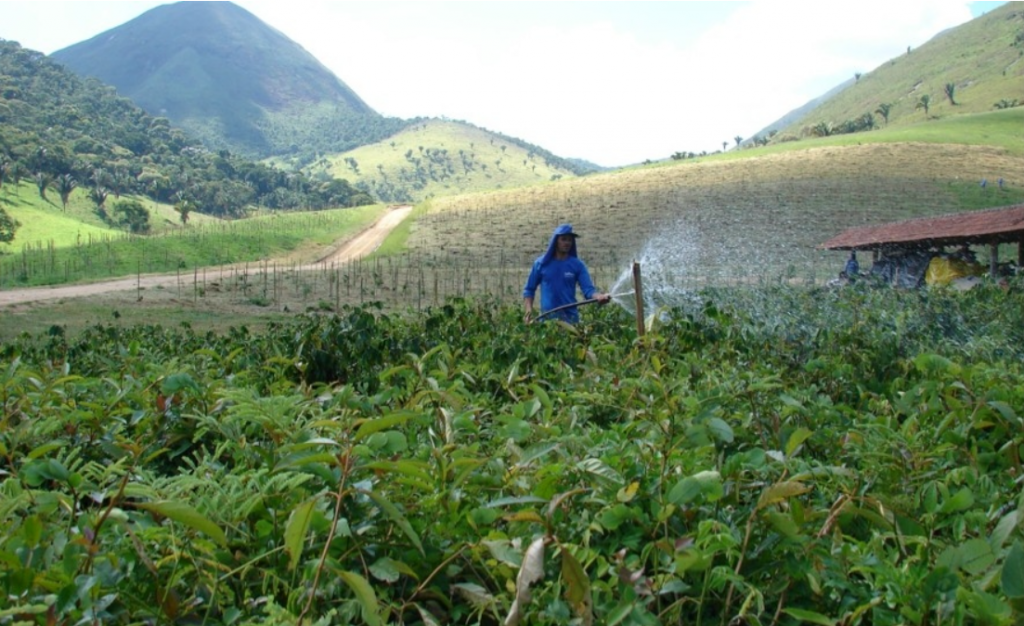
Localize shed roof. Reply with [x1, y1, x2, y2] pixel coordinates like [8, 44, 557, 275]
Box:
[818, 203, 1024, 251]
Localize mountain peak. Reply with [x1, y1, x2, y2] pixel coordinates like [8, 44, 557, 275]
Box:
[51, 1, 381, 157]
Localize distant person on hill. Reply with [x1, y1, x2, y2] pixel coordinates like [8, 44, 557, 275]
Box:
[523, 223, 610, 324]
[844, 251, 860, 280]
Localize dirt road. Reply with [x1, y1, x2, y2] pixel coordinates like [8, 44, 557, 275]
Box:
[0, 205, 413, 307]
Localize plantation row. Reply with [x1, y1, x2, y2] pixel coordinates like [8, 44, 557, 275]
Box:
[2, 278, 1024, 625]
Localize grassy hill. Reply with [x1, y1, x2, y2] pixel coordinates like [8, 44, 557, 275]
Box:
[0, 179, 223, 254]
[773, 2, 1024, 141]
[385, 121, 1022, 296]
[306, 119, 583, 203]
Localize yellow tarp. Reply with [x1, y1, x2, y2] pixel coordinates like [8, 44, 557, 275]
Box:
[925, 256, 986, 286]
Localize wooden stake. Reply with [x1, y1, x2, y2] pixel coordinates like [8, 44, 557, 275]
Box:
[632, 261, 645, 337]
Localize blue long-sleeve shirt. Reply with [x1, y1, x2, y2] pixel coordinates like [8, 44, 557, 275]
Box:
[523, 225, 598, 323]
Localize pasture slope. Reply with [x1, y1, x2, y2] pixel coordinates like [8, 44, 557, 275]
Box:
[398, 137, 1023, 286]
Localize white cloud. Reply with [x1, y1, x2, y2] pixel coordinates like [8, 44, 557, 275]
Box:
[0, 1, 981, 166]
[257, 1, 976, 166]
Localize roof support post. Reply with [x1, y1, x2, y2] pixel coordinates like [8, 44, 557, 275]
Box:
[990, 244, 999, 278]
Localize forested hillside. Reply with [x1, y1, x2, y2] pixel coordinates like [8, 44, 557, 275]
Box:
[0, 40, 371, 234]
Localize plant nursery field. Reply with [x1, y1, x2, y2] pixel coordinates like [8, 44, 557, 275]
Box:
[2, 277, 1023, 625]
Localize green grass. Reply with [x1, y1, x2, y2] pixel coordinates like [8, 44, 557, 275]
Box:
[370, 202, 429, 257]
[0, 181, 224, 255]
[808, 108, 1024, 154]
[671, 108, 1024, 168]
[0, 204, 386, 288]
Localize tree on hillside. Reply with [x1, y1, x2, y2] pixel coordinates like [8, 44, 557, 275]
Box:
[56, 173, 77, 211]
[734, 136, 743, 149]
[0, 156, 9, 189]
[916, 94, 932, 116]
[112, 198, 151, 234]
[875, 103, 893, 125]
[89, 186, 109, 215]
[944, 83, 957, 106]
[34, 171, 53, 201]
[174, 194, 194, 225]
[7, 162, 24, 192]
[812, 121, 835, 137]
[0, 204, 19, 244]
[722, 141, 728, 152]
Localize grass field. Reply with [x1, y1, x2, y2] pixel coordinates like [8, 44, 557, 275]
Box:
[0, 181, 223, 254]
[0, 200, 387, 288]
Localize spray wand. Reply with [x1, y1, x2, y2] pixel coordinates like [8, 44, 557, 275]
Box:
[532, 291, 635, 323]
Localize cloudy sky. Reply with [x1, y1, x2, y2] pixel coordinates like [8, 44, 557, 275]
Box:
[0, 1, 1007, 167]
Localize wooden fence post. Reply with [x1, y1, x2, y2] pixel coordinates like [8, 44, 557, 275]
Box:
[633, 261, 645, 337]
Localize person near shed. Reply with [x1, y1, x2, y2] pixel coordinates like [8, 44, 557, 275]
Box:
[523, 223, 610, 324]
[844, 251, 860, 280]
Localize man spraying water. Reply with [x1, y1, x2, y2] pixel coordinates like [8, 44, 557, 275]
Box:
[523, 223, 611, 324]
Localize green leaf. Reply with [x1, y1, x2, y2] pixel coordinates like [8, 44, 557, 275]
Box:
[940, 487, 974, 514]
[992, 510, 1021, 548]
[913, 353, 958, 376]
[483, 540, 523, 567]
[707, 418, 734, 443]
[577, 458, 624, 490]
[135, 501, 227, 546]
[284, 498, 317, 571]
[486, 496, 548, 508]
[0, 604, 50, 619]
[27, 441, 64, 460]
[354, 411, 417, 441]
[784, 608, 835, 625]
[161, 373, 200, 395]
[598, 504, 635, 531]
[766, 511, 801, 539]
[21, 516, 43, 547]
[517, 442, 561, 468]
[758, 481, 811, 510]
[452, 583, 496, 611]
[785, 428, 813, 457]
[364, 460, 432, 484]
[369, 557, 401, 583]
[606, 602, 635, 626]
[667, 471, 723, 505]
[959, 538, 995, 575]
[359, 488, 424, 556]
[1001, 542, 1024, 598]
[988, 401, 1017, 421]
[338, 570, 382, 626]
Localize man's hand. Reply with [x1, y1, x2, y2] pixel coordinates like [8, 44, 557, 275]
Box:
[596, 292, 612, 305]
